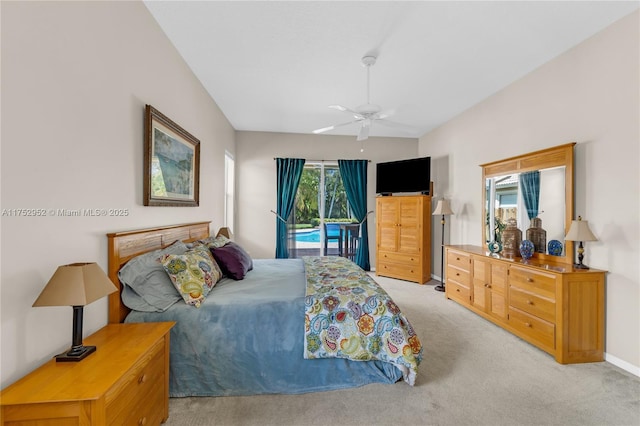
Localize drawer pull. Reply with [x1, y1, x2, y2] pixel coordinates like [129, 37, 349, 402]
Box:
[456, 288, 460, 292]
[456, 273, 460, 276]
[138, 417, 147, 426]
[527, 300, 534, 305]
[524, 322, 532, 327]
[138, 374, 147, 384]
[456, 257, 460, 261]
[527, 278, 534, 282]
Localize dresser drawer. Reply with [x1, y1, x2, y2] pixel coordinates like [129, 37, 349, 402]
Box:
[509, 266, 556, 300]
[510, 286, 556, 323]
[378, 250, 420, 266]
[447, 265, 470, 287]
[447, 250, 471, 271]
[378, 261, 421, 282]
[106, 339, 165, 425]
[447, 280, 470, 304]
[508, 307, 555, 351]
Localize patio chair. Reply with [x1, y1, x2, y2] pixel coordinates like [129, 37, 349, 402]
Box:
[323, 222, 342, 256]
[342, 224, 360, 261]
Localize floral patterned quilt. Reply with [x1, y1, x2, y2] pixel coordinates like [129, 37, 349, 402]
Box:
[303, 256, 422, 385]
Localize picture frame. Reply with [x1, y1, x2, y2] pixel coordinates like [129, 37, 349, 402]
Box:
[144, 105, 200, 206]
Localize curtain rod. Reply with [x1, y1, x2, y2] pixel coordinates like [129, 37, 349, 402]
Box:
[273, 158, 371, 163]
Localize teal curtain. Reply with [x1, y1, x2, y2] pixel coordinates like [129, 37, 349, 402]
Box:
[520, 171, 540, 220]
[276, 158, 305, 258]
[338, 160, 370, 270]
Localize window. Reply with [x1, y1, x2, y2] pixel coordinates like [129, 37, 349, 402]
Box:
[289, 162, 351, 257]
[224, 151, 235, 231]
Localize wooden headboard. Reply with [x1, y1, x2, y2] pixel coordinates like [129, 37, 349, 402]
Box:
[107, 221, 211, 323]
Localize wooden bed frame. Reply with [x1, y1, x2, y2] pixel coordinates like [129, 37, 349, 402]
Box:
[107, 221, 211, 324]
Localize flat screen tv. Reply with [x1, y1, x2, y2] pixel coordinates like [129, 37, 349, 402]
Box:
[376, 157, 431, 195]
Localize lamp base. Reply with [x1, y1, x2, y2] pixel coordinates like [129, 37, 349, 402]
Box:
[434, 284, 445, 292]
[55, 345, 96, 362]
[574, 263, 590, 270]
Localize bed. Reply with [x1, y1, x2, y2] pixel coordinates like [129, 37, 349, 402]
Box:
[107, 222, 422, 397]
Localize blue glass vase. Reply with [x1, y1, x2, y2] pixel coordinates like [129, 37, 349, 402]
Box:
[519, 239, 534, 260]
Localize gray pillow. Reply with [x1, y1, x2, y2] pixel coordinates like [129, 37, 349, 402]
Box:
[118, 240, 187, 312]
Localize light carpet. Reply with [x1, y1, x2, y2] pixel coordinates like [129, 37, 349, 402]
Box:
[164, 275, 639, 426]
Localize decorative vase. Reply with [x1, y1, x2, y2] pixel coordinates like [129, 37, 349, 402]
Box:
[548, 239, 563, 256]
[501, 218, 522, 258]
[526, 217, 547, 253]
[519, 240, 535, 260]
[488, 240, 502, 254]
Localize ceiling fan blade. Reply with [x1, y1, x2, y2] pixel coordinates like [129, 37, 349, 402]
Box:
[329, 105, 363, 118]
[357, 121, 370, 141]
[313, 119, 360, 134]
[376, 108, 396, 120]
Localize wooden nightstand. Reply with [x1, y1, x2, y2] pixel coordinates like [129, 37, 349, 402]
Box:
[0, 322, 174, 425]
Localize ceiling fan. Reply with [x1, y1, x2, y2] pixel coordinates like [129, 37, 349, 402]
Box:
[313, 55, 405, 144]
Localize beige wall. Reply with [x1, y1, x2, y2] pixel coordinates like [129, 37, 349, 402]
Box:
[235, 131, 419, 264]
[420, 11, 639, 372]
[1, 1, 235, 387]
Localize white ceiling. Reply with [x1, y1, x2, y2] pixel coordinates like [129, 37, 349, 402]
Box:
[144, 1, 638, 140]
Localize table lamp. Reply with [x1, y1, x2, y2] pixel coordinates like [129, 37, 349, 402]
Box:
[33, 263, 118, 362]
[565, 216, 597, 269]
[216, 227, 233, 240]
[433, 199, 455, 292]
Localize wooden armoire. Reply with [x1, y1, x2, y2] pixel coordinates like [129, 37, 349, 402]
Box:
[376, 195, 432, 284]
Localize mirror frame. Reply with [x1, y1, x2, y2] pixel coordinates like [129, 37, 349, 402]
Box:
[480, 142, 575, 265]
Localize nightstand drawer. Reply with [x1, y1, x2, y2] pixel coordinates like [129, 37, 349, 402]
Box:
[106, 339, 165, 425]
[510, 286, 555, 323]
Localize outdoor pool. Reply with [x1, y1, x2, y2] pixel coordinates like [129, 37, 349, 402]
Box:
[292, 228, 341, 243]
[293, 229, 321, 243]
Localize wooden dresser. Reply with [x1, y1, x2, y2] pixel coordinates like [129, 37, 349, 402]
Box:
[0, 322, 174, 425]
[445, 245, 605, 364]
[376, 195, 431, 284]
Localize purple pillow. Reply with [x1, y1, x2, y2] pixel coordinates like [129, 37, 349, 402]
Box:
[210, 242, 253, 280]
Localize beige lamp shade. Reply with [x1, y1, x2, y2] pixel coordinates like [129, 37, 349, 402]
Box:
[216, 227, 233, 240]
[565, 216, 597, 242]
[433, 199, 454, 216]
[33, 262, 117, 307]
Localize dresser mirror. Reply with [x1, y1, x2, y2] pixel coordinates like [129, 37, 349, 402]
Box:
[481, 143, 575, 265]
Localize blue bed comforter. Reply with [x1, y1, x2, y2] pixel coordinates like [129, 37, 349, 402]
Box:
[125, 258, 404, 397]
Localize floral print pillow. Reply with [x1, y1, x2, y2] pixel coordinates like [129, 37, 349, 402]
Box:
[197, 235, 230, 249]
[161, 246, 223, 308]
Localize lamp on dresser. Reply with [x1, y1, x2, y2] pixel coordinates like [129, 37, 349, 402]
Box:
[433, 199, 454, 292]
[33, 262, 117, 361]
[565, 216, 598, 269]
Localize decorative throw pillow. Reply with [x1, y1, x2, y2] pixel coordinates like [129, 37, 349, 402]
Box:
[118, 240, 187, 312]
[197, 235, 231, 249]
[161, 246, 223, 308]
[210, 242, 253, 280]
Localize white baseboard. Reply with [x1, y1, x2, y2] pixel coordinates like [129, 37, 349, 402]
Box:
[605, 353, 640, 377]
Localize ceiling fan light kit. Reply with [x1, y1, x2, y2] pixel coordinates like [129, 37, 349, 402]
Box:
[313, 55, 407, 147]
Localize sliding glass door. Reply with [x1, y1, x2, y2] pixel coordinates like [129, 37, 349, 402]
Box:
[289, 162, 351, 258]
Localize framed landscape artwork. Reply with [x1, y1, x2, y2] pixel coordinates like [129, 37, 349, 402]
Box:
[144, 105, 200, 206]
